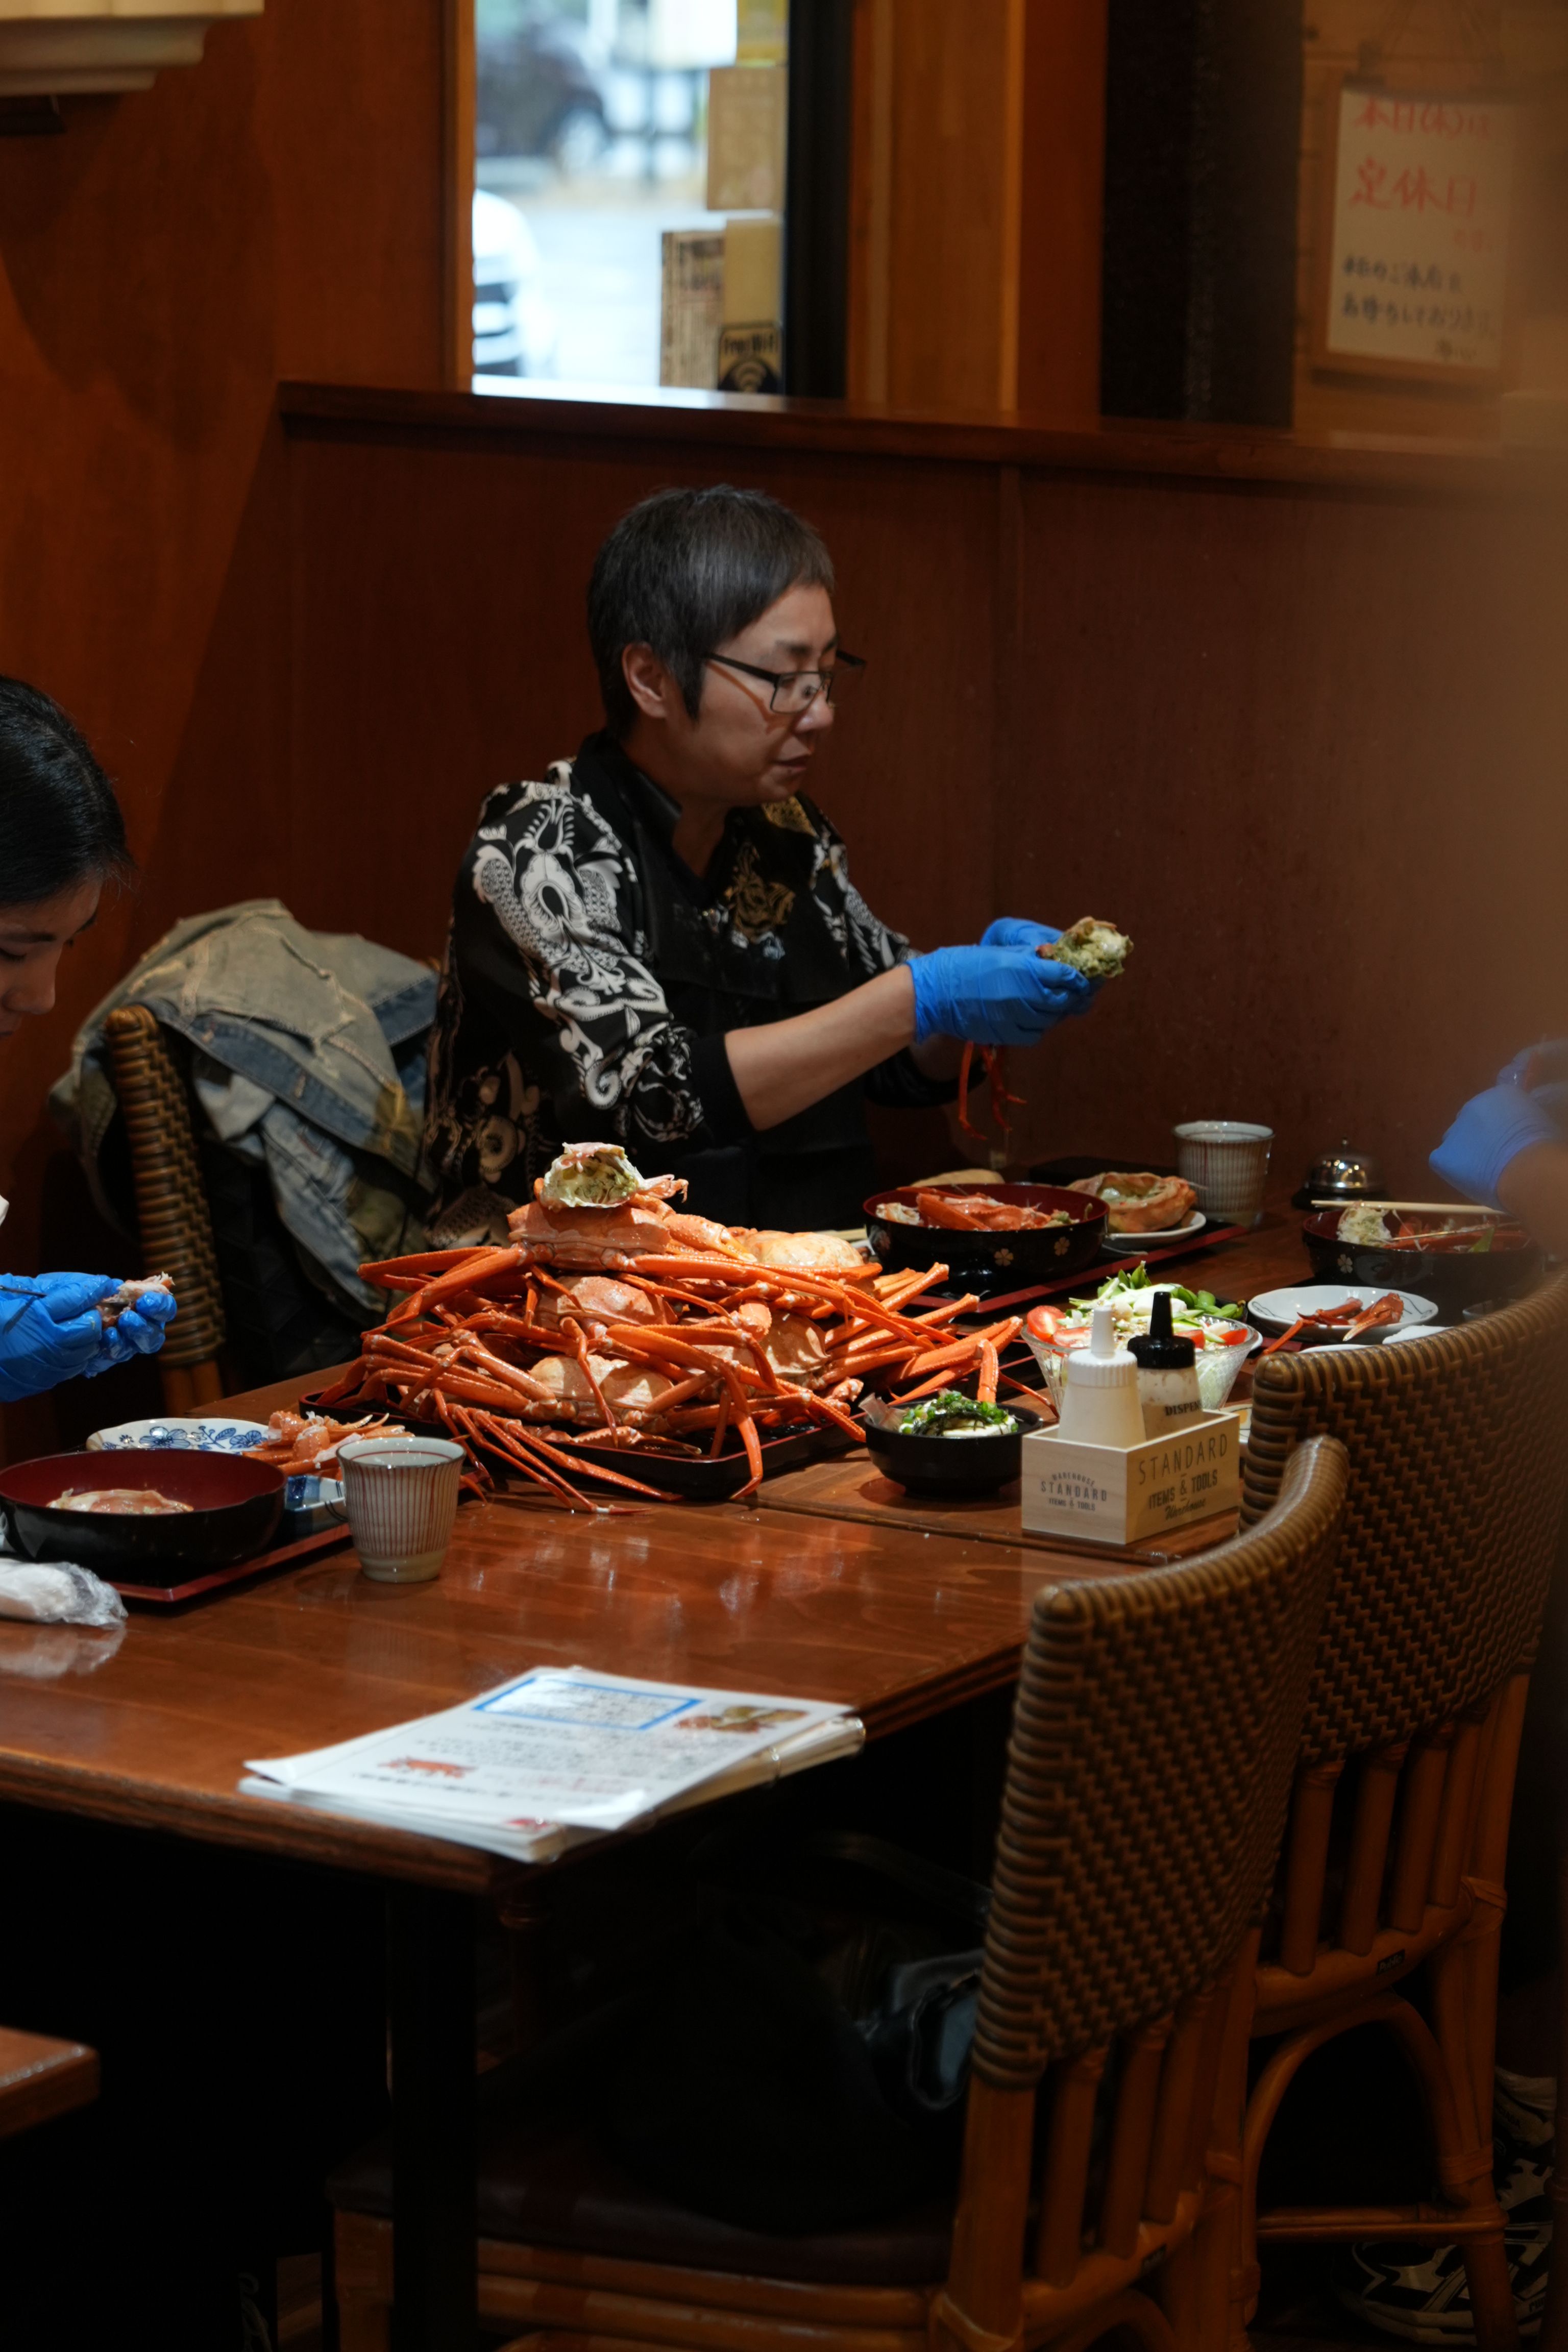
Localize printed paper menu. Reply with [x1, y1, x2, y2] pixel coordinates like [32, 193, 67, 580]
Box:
[245, 1665, 853, 1835]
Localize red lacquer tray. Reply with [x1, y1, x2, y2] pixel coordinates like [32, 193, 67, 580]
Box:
[111, 1522, 353, 1607]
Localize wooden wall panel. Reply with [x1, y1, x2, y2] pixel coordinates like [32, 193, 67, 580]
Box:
[0, 0, 447, 1297]
[849, 0, 1107, 420]
[849, 0, 1026, 411]
[1010, 469, 1566, 1188]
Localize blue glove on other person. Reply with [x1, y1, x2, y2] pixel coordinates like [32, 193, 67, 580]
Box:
[1496, 1041, 1568, 1123]
[0, 1272, 115, 1402]
[1430, 1086, 1563, 1211]
[95, 1281, 177, 1368]
[0, 1273, 178, 1402]
[909, 944, 1092, 1046]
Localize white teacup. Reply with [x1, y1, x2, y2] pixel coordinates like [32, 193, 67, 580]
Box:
[337, 1435, 463, 1584]
[1173, 1121, 1274, 1227]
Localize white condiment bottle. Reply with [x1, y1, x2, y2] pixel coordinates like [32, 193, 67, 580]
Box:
[1128, 1289, 1204, 1439]
[1056, 1303, 1145, 1448]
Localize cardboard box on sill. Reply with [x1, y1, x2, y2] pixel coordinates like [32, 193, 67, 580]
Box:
[1019, 1411, 1242, 1547]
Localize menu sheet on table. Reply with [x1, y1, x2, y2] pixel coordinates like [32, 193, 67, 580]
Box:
[243, 1665, 862, 1862]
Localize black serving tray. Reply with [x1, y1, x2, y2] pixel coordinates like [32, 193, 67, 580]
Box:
[297, 1389, 854, 1504]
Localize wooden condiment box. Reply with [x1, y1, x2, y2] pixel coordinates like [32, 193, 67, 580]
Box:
[1019, 1411, 1242, 1547]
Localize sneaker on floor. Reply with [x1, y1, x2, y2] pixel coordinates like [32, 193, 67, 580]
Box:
[1332, 2067, 1553, 2342]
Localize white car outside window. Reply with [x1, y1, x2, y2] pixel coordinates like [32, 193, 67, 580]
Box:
[473, 189, 559, 379]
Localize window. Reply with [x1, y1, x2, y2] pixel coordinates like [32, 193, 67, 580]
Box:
[474, 0, 788, 393]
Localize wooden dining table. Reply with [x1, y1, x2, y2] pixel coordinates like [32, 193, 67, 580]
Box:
[0, 1205, 1315, 2349]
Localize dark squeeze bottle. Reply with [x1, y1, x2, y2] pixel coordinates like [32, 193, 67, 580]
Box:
[1128, 1290, 1204, 1440]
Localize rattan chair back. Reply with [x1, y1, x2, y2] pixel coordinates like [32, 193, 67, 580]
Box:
[102, 1004, 227, 1394]
[1230, 1281, 1568, 2352]
[938, 1437, 1346, 2347]
[1241, 1277, 1568, 1762]
[975, 1436, 1344, 2090]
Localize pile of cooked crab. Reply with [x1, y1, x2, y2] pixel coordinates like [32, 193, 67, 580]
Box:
[312, 1144, 1024, 1510]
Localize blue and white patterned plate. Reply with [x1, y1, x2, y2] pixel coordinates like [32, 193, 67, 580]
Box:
[86, 1416, 272, 1455]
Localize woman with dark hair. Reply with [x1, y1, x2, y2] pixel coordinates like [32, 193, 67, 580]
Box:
[426, 485, 1109, 1237]
[0, 677, 175, 1397]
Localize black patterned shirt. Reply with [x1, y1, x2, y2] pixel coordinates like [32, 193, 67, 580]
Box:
[423, 732, 951, 1239]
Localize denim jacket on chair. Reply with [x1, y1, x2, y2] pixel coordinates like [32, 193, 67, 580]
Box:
[50, 901, 437, 1316]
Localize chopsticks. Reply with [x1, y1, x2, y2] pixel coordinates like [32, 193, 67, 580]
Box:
[1310, 1198, 1500, 1216]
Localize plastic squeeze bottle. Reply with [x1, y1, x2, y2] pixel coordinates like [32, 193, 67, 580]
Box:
[1056, 1303, 1145, 1448]
[1128, 1290, 1204, 1440]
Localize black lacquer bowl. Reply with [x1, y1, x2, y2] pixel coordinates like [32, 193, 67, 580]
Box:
[861, 1398, 1047, 1497]
[0, 1449, 285, 1576]
[864, 1184, 1106, 1288]
[1301, 1212, 1544, 1321]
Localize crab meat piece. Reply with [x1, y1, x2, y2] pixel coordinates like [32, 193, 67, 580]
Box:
[100, 1272, 174, 1326]
[740, 1230, 865, 1275]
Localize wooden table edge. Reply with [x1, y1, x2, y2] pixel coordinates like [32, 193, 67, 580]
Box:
[0, 1750, 498, 1894]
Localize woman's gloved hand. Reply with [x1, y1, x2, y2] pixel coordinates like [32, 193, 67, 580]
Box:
[981, 917, 1063, 953]
[1430, 1085, 1564, 1211]
[0, 1273, 116, 1403]
[909, 943, 1092, 1046]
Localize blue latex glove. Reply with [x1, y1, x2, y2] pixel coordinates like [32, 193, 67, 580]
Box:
[98, 1283, 178, 1369]
[978, 919, 1098, 1020]
[909, 944, 1092, 1046]
[0, 1272, 115, 1402]
[1497, 1040, 1568, 1123]
[1430, 1086, 1563, 1211]
[981, 917, 1063, 952]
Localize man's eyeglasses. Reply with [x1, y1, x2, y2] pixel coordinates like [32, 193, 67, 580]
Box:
[706, 650, 866, 714]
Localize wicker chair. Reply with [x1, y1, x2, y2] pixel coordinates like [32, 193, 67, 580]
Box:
[330, 1436, 1348, 2352]
[101, 1004, 229, 1411]
[0, 2026, 96, 2141]
[1222, 1277, 1568, 2352]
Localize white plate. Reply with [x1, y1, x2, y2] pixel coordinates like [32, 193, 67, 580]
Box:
[1101, 1211, 1207, 1254]
[1245, 1284, 1438, 1339]
[86, 1415, 272, 1455]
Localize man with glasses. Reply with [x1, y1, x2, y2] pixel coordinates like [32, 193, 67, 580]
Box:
[424, 484, 1105, 1239]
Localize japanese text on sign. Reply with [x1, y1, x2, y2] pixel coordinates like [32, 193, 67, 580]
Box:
[1324, 85, 1515, 376]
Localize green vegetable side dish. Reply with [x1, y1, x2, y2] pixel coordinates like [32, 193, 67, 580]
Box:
[1069, 1265, 1242, 1319]
[898, 1390, 1019, 1438]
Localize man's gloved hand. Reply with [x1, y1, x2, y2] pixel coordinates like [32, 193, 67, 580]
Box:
[1430, 1086, 1564, 1211]
[0, 1273, 116, 1403]
[909, 944, 1093, 1046]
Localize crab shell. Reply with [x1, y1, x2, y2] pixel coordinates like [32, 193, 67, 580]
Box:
[505, 1195, 745, 1269]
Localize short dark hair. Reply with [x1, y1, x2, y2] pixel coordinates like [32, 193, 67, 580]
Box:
[587, 485, 835, 738]
[0, 676, 129, 908]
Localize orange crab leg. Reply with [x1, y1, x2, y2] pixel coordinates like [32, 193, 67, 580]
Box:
[977, 1341, 999, 1405]
[388, 1245, 525, 1326]
[359, 1246, 492, 1288]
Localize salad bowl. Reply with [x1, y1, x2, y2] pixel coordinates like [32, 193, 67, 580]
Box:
[1025, 1268, 1259, 1414]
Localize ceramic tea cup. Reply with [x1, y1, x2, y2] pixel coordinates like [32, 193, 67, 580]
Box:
[337, 1435, 463, 1584]
[1173, 1120, 1273, 1227]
